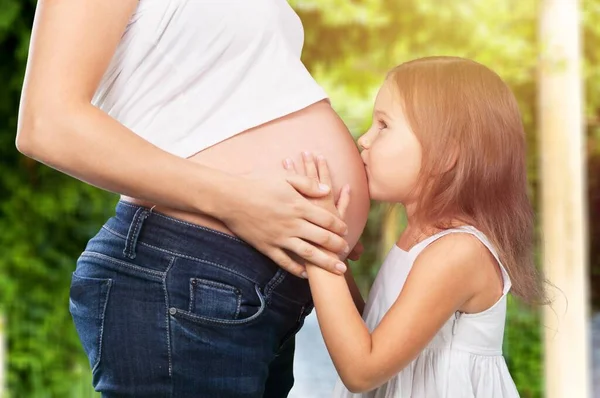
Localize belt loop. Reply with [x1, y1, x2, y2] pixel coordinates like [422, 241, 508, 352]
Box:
[123, 206, 152, 259]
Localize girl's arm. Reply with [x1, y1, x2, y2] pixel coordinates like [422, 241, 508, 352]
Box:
[292, 155, 480, 393]
[344, 264, 366, 315]
[307, 237, 479, 393]
[344, 241, 366, 314]
[15, 0, 349, 277]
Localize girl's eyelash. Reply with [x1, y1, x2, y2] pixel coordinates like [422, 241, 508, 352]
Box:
[379, 120, 387, 129]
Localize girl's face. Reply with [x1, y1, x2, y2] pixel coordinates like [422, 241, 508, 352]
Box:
[358, 80, 422, 204]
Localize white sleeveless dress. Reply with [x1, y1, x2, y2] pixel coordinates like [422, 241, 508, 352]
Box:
[332, 226, 520, 398]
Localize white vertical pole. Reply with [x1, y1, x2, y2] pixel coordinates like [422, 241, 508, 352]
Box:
[539, 1, 590, 397]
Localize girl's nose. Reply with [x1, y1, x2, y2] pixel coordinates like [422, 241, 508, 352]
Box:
[357, 134, 370, 150]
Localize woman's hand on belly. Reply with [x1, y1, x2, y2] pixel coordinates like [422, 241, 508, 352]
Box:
[216, 172, 351, 277]
[184, 100, 370, 277]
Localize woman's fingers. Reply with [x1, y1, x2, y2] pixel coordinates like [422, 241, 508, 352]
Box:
[223, 174, 349, 275]
[267, 248, 307, 278]
[302, 201, 348, 238]
[283, 238, 348, 275]
[297, 221, 349, 256]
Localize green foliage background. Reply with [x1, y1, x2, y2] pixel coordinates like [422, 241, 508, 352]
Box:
[0, 0, 598, 397]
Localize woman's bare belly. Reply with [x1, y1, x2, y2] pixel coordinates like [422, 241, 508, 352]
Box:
[122, 100, 370, 248]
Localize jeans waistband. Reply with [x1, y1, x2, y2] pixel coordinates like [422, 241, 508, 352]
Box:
[106, 200, 311, 304]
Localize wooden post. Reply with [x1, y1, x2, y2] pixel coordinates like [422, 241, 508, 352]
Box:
[539, 1, 590, 397]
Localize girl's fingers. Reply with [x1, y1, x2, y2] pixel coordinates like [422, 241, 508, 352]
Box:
[316, 155, 332, 187]
[286, 174, 332, 197]
[336, 184, 351, 219]
[283, 158, 298, 174]
[302, 151, 319, 180]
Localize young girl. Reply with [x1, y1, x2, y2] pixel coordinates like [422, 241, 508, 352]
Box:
[284, 56, 546, 397]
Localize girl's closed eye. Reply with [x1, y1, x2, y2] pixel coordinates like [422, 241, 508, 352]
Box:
[378, 120, 388, 131]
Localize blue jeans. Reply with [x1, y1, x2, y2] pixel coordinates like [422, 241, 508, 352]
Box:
[69, 200, 313, 397]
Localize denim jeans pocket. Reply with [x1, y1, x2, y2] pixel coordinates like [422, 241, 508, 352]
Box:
[69, 273, 113, 372]
[167, 253, 282, 328]
[188, 278, 242, 319]
[171, 282, 266, 327]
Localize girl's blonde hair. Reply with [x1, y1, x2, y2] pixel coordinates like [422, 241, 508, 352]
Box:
[388, 56, 546, 304]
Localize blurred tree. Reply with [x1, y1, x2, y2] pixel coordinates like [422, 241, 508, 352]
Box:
[0, 1, 116, 396]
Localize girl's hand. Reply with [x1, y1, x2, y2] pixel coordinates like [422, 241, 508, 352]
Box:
[284, 152, 348, 215]
[283, 152, 365, 262]
[314, 159, 363, 262]
[283, 152, 340, 214]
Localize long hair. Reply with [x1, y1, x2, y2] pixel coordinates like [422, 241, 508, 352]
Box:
[388, 56, 546, 304]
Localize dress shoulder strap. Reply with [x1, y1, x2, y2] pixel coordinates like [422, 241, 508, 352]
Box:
[410, 226, 512, 295]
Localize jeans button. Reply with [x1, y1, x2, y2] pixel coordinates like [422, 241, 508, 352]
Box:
[169, 307, 177, 315]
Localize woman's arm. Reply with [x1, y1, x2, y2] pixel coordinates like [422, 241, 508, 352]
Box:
[16, 0, 350, 277]
[293, 155, 480, 393]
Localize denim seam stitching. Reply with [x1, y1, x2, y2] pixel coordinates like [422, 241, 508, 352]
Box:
[163, 256, 176, 381]
[122, 208, 141, 258]
[169, 284, 265, 326]
[271, 271, 287, 298]
[90, 279, 112, 374]
[81, 251, 165, 279]
[264, 269, 286, 305]
[123, 208, 149, 259]
[136, 243, 256, 283]
[102, 225, 127, 239]
[118, 201, 247, 244]
[192, 278, 240, 293]
[188, 278, 195, 313]
[101, 226, 259, 285]
[236, 291, 242, 320]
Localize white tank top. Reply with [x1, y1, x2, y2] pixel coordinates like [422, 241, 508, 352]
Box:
[333, 226, 520, 398]
[92, 0, 328, 158]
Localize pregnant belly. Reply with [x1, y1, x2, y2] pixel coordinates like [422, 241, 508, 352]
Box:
[123, 100, 370, 248]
